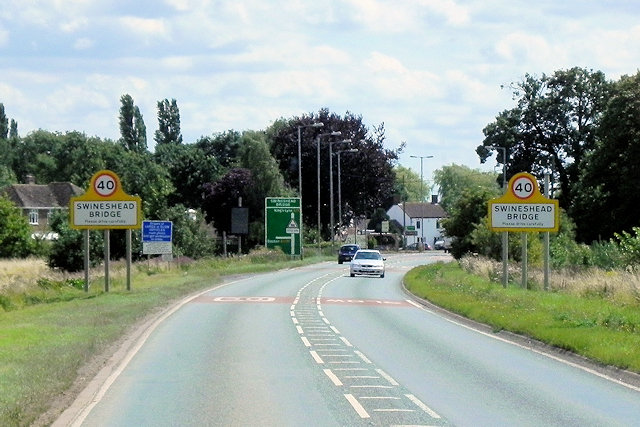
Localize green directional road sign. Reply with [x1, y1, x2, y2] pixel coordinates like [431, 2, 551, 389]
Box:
[265, 197, 302, 257]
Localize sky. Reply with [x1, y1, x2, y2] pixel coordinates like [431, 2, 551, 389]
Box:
[1, 0, 640, 184]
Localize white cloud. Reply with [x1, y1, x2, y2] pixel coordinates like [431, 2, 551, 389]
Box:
[118, 16, 170, 41]
[73, 38, 93, 50]
[364, 51, 443, 100]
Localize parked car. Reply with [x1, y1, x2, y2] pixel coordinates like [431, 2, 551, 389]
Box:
[350, 249, 386, 278]
[434, 238, 451, 252]
[403, 242, 431, 251]
[338, 244, 360, 264]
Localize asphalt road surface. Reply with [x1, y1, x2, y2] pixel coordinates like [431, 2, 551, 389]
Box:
[56, 252, 640, 427]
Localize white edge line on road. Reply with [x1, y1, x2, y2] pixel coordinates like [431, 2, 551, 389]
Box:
[405, 394, 441, 418]
[354, 350, 372, 363]
[406, 299, 640, 393]
[54, 276, 252, 427]
[375, 368, 399, 386]
[339, 336, 353, 347]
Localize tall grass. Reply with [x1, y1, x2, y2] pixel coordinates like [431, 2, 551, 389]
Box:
[459, 255, 640, 305]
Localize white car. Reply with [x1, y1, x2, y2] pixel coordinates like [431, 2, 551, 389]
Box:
[350, 249, 386, 278]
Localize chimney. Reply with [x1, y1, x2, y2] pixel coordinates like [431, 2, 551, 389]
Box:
[431, 195, 438, 204]
[26, 175, 36, 185]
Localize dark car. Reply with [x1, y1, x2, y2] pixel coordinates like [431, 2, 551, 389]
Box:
[404, 242, 431, 251]
[338, 244, 360, 264]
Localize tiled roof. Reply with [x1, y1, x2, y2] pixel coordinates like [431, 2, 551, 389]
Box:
[1, 182, 84, 208]
[399, 202, 448, 219]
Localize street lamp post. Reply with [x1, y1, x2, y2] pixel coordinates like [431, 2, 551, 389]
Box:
[410, 155, 433, 245]
[329, 139, 351, 245]
[297, 122, 324, 258]
[317, 131, 341, 249]
[336, 148, 358, 243]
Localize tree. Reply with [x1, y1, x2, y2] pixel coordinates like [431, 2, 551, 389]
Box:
[47, 210, 104, 272]
[195, 130, 242, 169]
[268, 109, 400, 240]
[154, 99, 183, 146]
[572, 71, 640, 243]
[0, 196, 34, 258]
[394, 165, 429, 202]
[156, 205, 216, 258]
[202, 168, 254, 235]
[153, 142, 221, 209]
[118, 94, 147, 153]
[433, 164, 500, 212]
[0, 103, 8, 140]
[477, 68, 611, 210]
[440, 186, 500, 259]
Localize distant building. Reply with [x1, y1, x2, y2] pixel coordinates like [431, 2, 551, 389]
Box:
[1, 175, 84, 233]
[387, 199, 448, 247]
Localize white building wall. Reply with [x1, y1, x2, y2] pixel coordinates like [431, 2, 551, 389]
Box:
[387, 204, 445, 248]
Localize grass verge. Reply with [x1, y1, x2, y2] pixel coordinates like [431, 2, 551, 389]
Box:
[0, 250, 331, 427]
[404, 261, 640, 374]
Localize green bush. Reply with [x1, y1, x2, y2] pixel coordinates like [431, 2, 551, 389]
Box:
[0, 197, 34, 258]
[614, 227, 640, 266]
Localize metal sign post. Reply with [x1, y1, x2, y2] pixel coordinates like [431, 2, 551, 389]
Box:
[70, 170, 142, 292]
[265, 198, 302, 258]
[488, 172, 560, 289]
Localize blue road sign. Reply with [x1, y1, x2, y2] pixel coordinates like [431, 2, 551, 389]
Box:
[142, 221, 173, 242]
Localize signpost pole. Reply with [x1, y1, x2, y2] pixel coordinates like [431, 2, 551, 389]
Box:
[126, 229, 132, 291]
[84, 230, 89, 292]
[104, 229, 110, 292]
[544, 173, 550, 291]
[521, 233, 527, 289]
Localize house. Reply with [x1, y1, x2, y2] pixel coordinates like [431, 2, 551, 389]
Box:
[1, 175, 84, 233]
[387, 199, 448, 247]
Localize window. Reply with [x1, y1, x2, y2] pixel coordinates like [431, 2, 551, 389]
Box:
[416, 221, 420, 229]
[29, 209, 39, 225]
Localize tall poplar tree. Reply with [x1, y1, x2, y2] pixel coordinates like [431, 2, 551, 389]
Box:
[118, 94, 147, 153]
[155, 98, 182, 145]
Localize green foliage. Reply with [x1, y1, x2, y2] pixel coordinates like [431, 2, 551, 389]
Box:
[614, 227, 640, 266]
[154, 98, 183, 146]
[394, 165, 429, 202]
[440, 184, 501, 259]
[573, 71, 640, 243]
[367, 207, 390, 232]
[46, 210, 104, 272]
[157, 205, 216, 259]
[478, 67, 611, 212]
[433, 164, 500, 211]
[153, 143, 220, 209]
[118, 94, 147, 153]
[0, 197, 34, 258]
[268, 109, 399, 235]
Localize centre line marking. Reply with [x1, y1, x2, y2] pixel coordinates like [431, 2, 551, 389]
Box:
[301, 337, 311, 347]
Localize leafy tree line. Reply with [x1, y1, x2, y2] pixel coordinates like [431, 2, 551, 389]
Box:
[0, 99, 401, 269]
[439, 67, 640, 265]
[476, 67, 639, 244]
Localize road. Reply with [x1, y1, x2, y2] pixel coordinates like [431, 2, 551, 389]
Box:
[57, 252, 640, 427]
